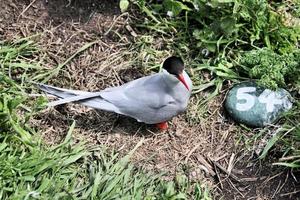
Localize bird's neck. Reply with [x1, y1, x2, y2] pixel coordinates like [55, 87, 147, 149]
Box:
[161, 69, 192, 90]
[161, 69, 179, 88]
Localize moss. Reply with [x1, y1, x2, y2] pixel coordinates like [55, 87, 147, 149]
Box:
[240, 48, 300, 90]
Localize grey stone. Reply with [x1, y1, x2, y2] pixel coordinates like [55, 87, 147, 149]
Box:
[225, 82, 293, 127]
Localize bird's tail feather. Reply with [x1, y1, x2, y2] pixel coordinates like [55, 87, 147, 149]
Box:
[37, 83, 91, 98]
[36, 83, 121, 114]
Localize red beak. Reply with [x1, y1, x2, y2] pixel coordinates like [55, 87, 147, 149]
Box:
[177, 73, 189, 90]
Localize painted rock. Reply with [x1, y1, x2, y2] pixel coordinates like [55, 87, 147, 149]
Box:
[225, 82, 293, 127]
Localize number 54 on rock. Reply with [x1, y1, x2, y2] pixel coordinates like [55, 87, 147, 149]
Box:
[225, 82, 293, 127]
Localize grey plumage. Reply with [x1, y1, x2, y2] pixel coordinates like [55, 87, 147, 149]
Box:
[37, 69, 192, 124]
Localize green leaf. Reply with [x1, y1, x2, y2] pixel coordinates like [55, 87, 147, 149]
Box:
[10, 117, 32, 144]
[62, 151, 88, 166]
[273, 161, 300, 168]
[163, 0, 190, 16]
[22, 176, 36, 182]
[0, 142, 7, 152]
[51, 121, 75, 151]
[91, 171, 102, 199]
[259, 132, 281, 159]
[120, 0, 129, 13]
[38, 178, 51, 192]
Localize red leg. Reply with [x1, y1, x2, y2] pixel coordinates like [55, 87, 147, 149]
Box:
[156, 121, 168, 130]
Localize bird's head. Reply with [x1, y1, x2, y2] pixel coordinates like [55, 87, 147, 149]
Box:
[162, 56, 189, 90]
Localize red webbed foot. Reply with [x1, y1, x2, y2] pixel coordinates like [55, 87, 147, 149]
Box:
[156, 121, 168, 130]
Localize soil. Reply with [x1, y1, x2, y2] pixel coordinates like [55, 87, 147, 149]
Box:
[1, 0, 299, 199]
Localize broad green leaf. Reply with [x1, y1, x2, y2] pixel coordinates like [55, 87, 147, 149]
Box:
[119, 0, 129, 13]
[163, 0, 191, 16]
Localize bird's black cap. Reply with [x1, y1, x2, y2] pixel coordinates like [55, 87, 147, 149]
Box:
[162, 56, 184, 76]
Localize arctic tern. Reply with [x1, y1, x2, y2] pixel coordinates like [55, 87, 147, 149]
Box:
[37, 56, 193, 129]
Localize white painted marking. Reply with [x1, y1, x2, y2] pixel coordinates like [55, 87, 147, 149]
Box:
[236, 87, 256, 111]
[258, 89, 283, 112]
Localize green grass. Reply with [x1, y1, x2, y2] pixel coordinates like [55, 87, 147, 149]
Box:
[263, 103, 300, 168]
[0, 38, 212, 199]
[128, 0, 300, 169]
[131, 0, 300, 91]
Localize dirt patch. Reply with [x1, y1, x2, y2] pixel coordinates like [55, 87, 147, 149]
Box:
[218, 155, 300, 199]
[1, 1, 299, 199]
[45, 0, 120, 24]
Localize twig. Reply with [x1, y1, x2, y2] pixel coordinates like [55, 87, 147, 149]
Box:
[196, 155, 216, 176]
[214, 153, 228, 162]
[104, 13, 129, 36]
[280, 189, 300, 197]
[209, 157, 241, 183]
[125, 25, 138, 37]
[279, 155, 300, 162]
[276, 172, 290, 197]
[213, 163, 223, 189]
[262, 172, 283, 185]
[271, 180, 282, 199]
[17, 0, 38, 21]
[184, 143, 201, 163]
[227, 178, 245, 198]
[291, 170, 299, 182]
[240, 176, 266, 182]
[227, 153, 235, 174]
